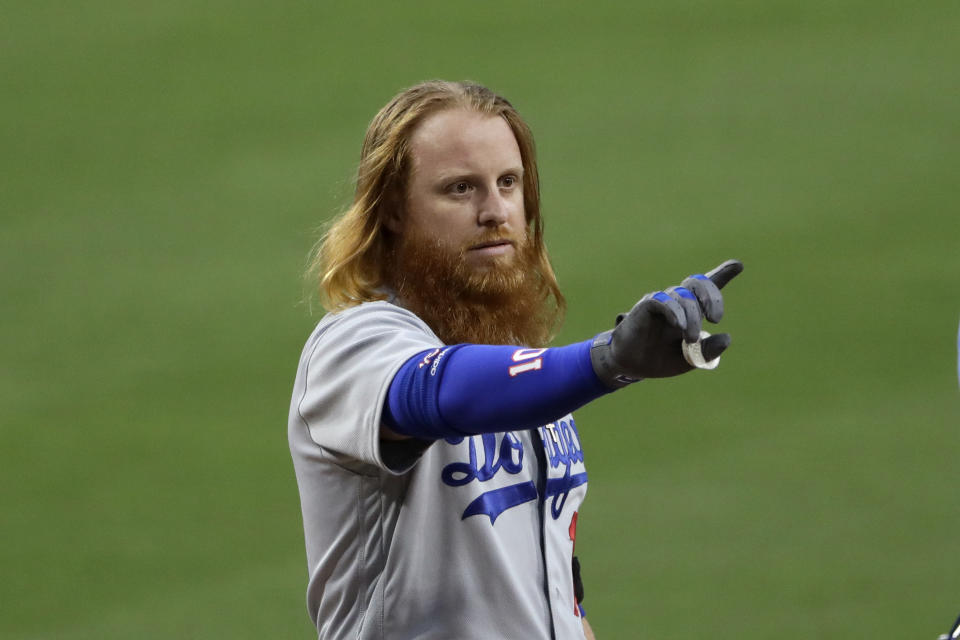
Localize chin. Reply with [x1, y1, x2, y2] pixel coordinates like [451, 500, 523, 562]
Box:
[467, 254, 516, 271]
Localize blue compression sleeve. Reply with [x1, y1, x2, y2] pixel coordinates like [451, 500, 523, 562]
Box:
[383, 340, 611, 439]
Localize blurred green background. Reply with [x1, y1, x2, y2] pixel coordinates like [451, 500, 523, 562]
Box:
[2, 1, 958, 638]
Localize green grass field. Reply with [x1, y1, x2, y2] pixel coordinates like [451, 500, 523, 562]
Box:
[3, 1, 958, 637]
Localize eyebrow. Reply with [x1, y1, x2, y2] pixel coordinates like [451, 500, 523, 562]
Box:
[434, 166, 524, 184]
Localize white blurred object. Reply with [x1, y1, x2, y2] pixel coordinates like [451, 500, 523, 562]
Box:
[682, 330, 720, 370]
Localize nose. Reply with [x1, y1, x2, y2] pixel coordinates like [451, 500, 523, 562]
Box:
[477, 187, 510, 227]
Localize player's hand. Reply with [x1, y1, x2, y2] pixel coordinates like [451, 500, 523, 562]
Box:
[590, 259, 743, 387]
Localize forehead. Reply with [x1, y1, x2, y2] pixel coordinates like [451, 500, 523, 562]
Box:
[407, 109, 522, 176]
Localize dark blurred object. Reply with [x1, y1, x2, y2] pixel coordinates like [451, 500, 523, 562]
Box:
[936, 611, 960, 640]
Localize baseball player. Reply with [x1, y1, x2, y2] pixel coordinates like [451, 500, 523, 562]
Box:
[288, 80, 743, 639]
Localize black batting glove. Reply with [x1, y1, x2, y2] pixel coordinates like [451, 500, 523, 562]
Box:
[590, 259, 744, 388]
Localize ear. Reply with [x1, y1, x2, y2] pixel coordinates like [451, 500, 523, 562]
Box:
[381, 193, 404, 234]
[382, 207, 403, 234]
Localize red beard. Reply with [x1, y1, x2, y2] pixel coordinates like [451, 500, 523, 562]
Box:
[390, 229, 556, 347]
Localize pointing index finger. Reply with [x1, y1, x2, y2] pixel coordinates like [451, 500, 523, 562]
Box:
[705, 259, 744, 290]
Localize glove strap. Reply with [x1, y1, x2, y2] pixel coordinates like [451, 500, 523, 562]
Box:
[590, 330, 642, 389]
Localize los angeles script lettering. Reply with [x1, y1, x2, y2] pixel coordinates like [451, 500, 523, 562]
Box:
[440, 419, 588, 524]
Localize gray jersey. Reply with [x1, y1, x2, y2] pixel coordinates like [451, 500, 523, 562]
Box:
[288, 301, 589, 640]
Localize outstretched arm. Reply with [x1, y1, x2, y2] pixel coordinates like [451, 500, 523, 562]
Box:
[383, 260, 744, 440]
[382, 339, 608, 439]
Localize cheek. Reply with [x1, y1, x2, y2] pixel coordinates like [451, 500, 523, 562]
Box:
[405, 201, 471, 246]
[508, 193, 527, 225]
[404, 193, 447, 230]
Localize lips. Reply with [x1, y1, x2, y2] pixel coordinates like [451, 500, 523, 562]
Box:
[468, 239, 514, 251]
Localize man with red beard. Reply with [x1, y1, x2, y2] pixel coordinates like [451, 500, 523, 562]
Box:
[288, 81, 742, 640]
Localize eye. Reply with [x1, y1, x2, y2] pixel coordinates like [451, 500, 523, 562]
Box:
[499, 175, 518, 189]
[448, 181, 471, 195]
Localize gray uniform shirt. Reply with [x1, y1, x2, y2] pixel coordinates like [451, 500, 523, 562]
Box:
[288, 301, 589, 639]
